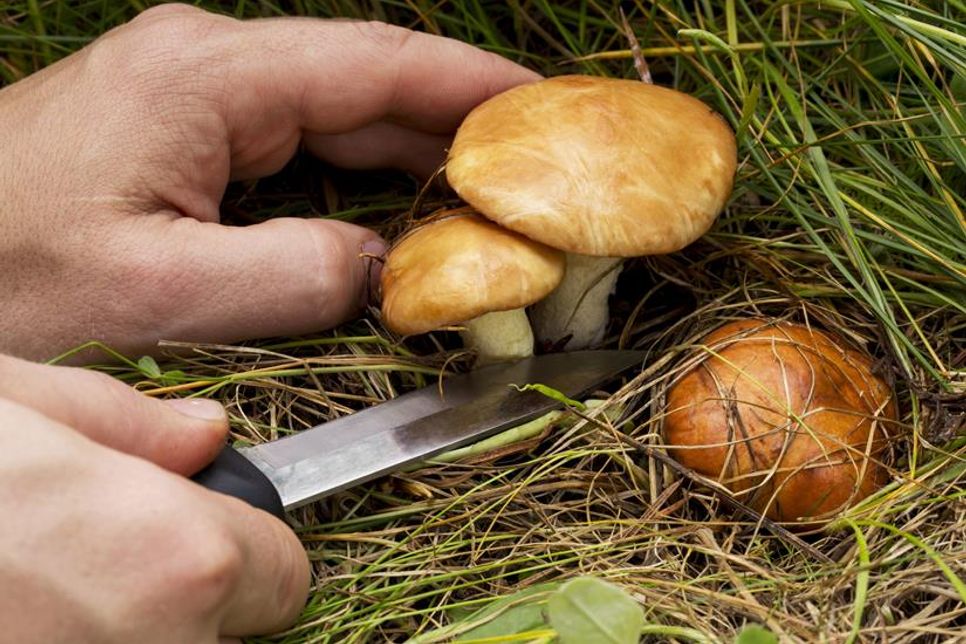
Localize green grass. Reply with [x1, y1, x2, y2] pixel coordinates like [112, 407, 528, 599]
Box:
[3, 0, 964, 642]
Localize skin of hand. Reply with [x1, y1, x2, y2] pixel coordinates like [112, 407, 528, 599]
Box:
[0, 4, 541, 641]
[0, 2, 541, 362]
[0, 353, 309, 641]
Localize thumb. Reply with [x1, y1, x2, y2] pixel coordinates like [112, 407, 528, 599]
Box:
[107, 216, 386, 357]
[0, 354, 228, 475]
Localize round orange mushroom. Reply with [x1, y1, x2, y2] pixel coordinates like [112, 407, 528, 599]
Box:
[663, 319, 897, 528]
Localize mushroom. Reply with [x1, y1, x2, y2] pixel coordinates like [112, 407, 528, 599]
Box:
[446, 75, 737, 350]
[380, 209, 565, 365]
[663, 319, 896, 528]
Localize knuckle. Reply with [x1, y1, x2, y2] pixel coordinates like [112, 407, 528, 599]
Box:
[126, 3, 215, 46]
[121, 488, 245, 614]
[86, 4, 231, 96]
[78, 367, 143, 426]
[132, 2, 207, 22]
[275, 534, 311, 618]
[190, 532, 245, 598]
[354, 20, 416, 53]
[75, 363, 123, 391]
[305, 221, 356, 300]
[166, 519, 245, 604]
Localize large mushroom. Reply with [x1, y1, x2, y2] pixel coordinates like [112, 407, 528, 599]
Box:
[446, 75, 737, 350]
[380, 209, 565, 365]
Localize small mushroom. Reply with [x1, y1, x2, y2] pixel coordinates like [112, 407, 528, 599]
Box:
[380, 209, 565, 365]
[446, 75, 737, 349]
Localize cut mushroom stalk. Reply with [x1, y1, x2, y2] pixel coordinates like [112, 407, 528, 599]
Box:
[529, 254, 623, 350]
[460, 309, 534, 365]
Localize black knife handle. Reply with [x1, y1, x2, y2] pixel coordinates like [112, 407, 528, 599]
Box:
[191, 446, 285, 520]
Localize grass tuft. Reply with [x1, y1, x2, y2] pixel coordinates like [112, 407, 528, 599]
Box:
[3, 0, 964, 641]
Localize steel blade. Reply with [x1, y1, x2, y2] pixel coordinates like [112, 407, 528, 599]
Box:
[241, 350, 643, 509]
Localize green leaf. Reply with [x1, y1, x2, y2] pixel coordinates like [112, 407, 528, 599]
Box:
[547, 577, 644, 644]
[677, 28, 733, 55]
[510, 384, 587, 411]
[735, 82, 761, 144]
[455, 602, 547, 641]
[410, 582, 560, 644]
[735, 624, 778, 644]
[158, 370, 185, 387]
[137, 355, 162, 379]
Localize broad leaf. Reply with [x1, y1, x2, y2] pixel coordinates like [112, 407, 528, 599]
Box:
[450, 583, 558, 642]
[137, 355, 162, 379]
[455, 601, 547, 641]
[547, 577, 644, 644]
[735, 624, 778, 644]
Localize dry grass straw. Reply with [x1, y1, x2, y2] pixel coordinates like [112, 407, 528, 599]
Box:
[3, 0, 964, 641]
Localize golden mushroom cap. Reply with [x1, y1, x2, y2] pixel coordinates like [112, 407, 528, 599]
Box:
[446, 75, 737, 257]
[380, 210, 566, 336]
[663, 319, 896, 527]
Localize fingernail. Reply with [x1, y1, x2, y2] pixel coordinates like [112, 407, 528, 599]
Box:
[361, 238, 387, 260]
[164, 398, 227, 422]
[361, 238, 388, 297]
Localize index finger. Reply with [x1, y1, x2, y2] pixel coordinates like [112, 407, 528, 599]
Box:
[112, 7, 541, 186]
[224, 18, 542, 135]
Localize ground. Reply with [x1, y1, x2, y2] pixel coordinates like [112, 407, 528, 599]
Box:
[2, 1, 963, 642]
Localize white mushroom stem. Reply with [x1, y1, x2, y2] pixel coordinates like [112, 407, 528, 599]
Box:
[529, 254, 624, 350]
[459, 308, 534, 366]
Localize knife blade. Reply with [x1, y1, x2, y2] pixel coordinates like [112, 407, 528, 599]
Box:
[192, 350, 643, 518]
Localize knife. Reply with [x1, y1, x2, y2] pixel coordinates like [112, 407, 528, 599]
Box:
[192, 350, 643, 518]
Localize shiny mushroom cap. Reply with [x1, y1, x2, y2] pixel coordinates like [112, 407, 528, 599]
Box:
[446, 75, 738, 257]
[663, 319, 896, 528]
[380, 210, 565, 336]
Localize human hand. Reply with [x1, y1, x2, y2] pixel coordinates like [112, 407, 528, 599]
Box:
[0, 3, 540, 362]
[0, 353, 310, 641]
